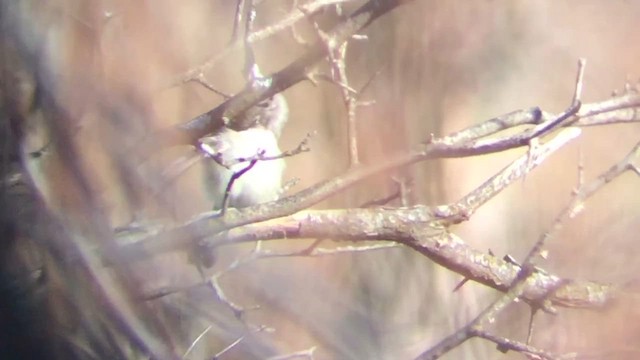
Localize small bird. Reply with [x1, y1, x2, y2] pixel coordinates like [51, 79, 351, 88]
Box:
[201, 93, 288, 210]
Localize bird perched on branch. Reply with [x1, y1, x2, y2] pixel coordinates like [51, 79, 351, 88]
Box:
[200, 80, 288, 210]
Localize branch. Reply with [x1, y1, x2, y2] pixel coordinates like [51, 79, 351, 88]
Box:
[174, 0, 354, 86]
[153, 0, 413, 148]
[115, 128, 621, 312]
[200, 208, 614, 311]
[199, 132, 313, 168]
[119, 123, 581, 261]
[415, 137, 640, 359]
[107, 59, 640, 360]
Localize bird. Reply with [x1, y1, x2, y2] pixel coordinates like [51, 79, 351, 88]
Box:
[201, 92, 288, 210]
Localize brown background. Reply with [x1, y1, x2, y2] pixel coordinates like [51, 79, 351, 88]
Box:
[13, 1, 640, 359]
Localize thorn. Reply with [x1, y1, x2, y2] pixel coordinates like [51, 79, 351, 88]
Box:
[453, 277, 470, 292]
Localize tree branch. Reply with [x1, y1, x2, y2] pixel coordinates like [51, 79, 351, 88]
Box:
[153, 0, 413, 148]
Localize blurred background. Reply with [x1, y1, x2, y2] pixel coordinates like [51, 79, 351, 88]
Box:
[2, 0, 640, 359]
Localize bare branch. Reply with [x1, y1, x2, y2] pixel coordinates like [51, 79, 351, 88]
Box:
[119, 121, 581, 262]
[155, 0, 414, 148]
[453, 127, 581, 218]
[437, 107, 543, 145]
[220, 157, 260, 215]
[414, 123, 640, 360]
[572, 58, 587, 103]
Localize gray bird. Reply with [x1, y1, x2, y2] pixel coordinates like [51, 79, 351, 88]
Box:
[201, 92, 288, 209]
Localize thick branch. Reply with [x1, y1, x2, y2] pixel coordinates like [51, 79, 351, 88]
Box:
[201, 207, 614, 310]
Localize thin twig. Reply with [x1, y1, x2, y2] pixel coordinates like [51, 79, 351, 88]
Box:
[526, 308, 537, 345]
[208, 272, 247, 319]
[572, 58, 587, 103]
[212, 335, 245, 360]
[267, 346, 317, 360]
[300, 4, 360, 166]
[256, 242, 400, 259]
[474, 330, 560, 360]
[182, 325, 212, 359]
[200, 132, 312, 169]
[231, 0, 246, 43]
[191, 73, 231, 98]
[221, 157, 259, 215]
